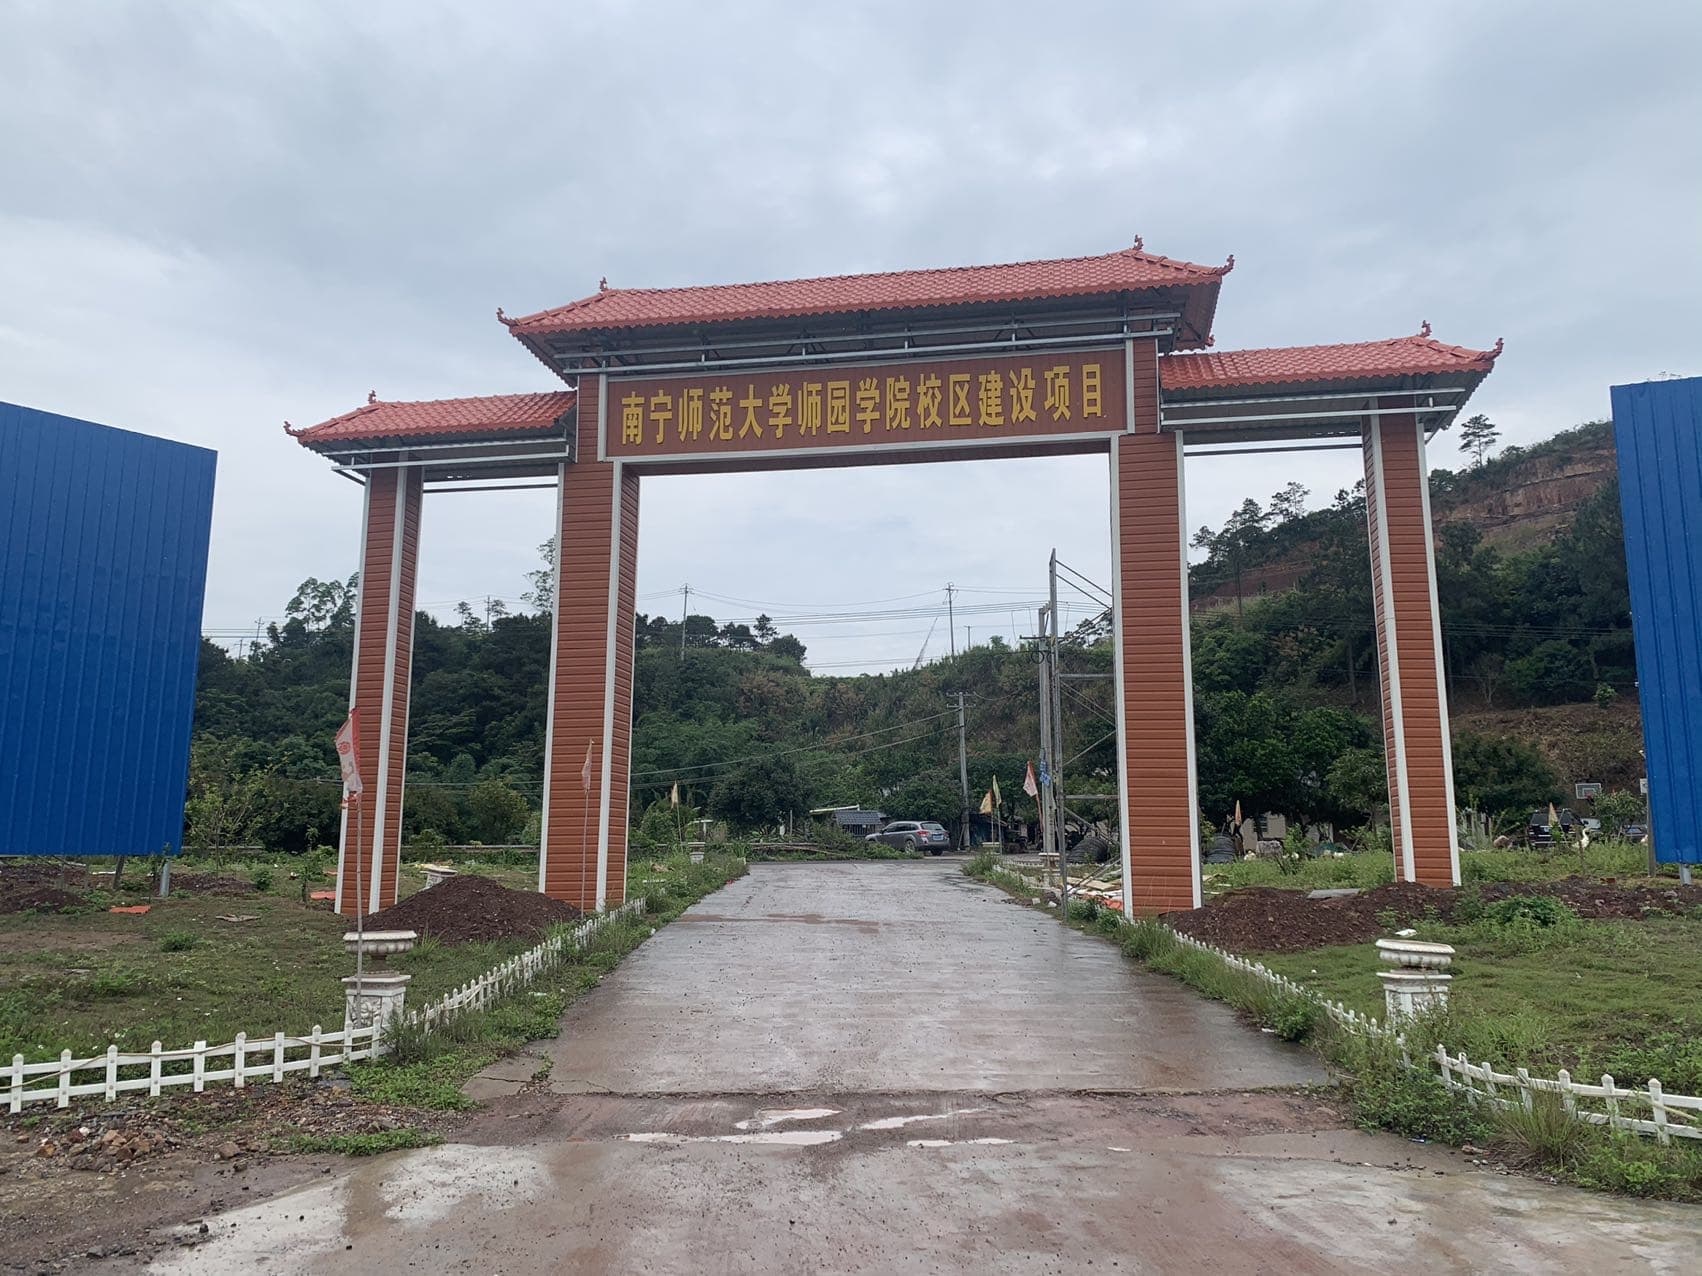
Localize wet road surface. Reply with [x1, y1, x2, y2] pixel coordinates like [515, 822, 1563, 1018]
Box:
[149, 861, 1702, 1273]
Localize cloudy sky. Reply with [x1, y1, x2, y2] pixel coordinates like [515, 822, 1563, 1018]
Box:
[4, 1, 1698, 673]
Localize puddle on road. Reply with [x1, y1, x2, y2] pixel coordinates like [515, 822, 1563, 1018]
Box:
[856, 1109, 986, 1130]
[906, 1138, 1016, 1148]
[734, 1106, 842, 1130]
[621, 1129, 844, 1146]
[148, 1145, 549, 1274]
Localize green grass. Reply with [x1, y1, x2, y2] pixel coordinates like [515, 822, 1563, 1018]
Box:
[1201, 850, 1397, 895]
[278, 1128, 441, 1156]
[1253, 913, 1702, 1092]
[0, 852, 737, 1062]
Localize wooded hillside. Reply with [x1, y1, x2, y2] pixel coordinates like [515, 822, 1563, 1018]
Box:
[187, 417, 1644, 854]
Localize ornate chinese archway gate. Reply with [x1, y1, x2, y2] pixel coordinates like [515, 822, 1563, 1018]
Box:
[291, 245, 1499, 917]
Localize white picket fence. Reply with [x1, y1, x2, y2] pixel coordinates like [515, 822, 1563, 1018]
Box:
[410, 899, 645, 1030]
[985, 863, 1702, 1145]
[2, 900, 646, 1113]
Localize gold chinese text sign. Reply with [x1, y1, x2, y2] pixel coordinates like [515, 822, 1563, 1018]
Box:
[602, 348, 1126, 461]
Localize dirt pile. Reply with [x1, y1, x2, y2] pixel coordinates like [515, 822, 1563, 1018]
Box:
[1164, 877, 1702, 953]
[363, 873, 582, 943]
[0, 861, 91, 914]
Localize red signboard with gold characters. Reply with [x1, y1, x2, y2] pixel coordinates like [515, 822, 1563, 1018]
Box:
[602, 347, 1127, 461]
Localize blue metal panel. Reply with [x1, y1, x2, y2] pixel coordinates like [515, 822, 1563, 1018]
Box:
[1612, 377, 1702, 864]
[0, 402, 216, 858]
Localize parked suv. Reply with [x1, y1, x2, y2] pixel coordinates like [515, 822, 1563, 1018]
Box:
[866, 820, 951, 854]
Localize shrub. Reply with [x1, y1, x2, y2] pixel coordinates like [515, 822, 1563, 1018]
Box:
[962, 850, 997, 879]
[1493, 1092, 1592, 1168]
[1067, 898, 1100, 924]
[1485, 895, 1575, 929]
[1266, 993, 1320, 1042]
[157, 931, 198, 953]
[251, 866, 274, 892]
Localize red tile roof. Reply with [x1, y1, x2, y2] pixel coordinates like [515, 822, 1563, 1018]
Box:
[288, 390, 576, 448]
[1160, 333, 1501, 393]
[504, 245, 1231, 342]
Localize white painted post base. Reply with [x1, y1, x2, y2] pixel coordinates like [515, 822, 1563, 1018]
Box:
[1375, 937, 1455, 1021]
[421, 865, 458, 889]
[1038, 851, 1059, 888]
[343, 972, 411, 1035]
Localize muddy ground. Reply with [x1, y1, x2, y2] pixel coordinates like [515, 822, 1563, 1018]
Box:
[1163, 877, 1702, 953]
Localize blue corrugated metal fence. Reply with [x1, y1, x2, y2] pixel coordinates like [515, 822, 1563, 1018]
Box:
[1612, 376, 1702, 865]
[0, 402, 216, 857]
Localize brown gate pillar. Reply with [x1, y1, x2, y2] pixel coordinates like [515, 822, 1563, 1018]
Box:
[337, 465, 423, 916]
[540, 383, 639, 911]
[1363, 409, 1459, 886]
[1112, 430, 1202, 914]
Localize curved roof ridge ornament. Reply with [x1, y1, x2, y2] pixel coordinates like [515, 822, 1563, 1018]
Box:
[1491, 337, 1504, 358]
[1419, 320, 1432, 338]
[496, 306, 516, 328]
[282, 420, 303, 437]
[367, 390, 379, 405]
[1131, 234, 1144, 252]
[1223, 253, 1235, 272]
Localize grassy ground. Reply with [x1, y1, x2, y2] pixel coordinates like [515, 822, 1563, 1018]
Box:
[1254, 912, 1702, 1093]
[1198, 839, 1669, 898]
[0, 854, 663, 1060]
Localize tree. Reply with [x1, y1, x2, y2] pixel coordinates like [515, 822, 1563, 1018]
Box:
[1451, 730, 1558, 825]
[1269, 481, 1309, 523]
[1458, 414, 1500, 467]
[283, 575, 357, 631]
[753, 614, 778, 645]
[523, 539, 556, 613]
[1326, 747, 1387, 826]
[708, 755, 807, 831]
[465, 779, 530, 844]
[768, 634, 807, 662]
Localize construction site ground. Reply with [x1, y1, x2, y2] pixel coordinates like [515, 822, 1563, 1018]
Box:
[16, 860, 1689, 1274]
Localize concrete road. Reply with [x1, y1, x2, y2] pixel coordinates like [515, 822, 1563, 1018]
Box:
[152, 861, 1702, 1274]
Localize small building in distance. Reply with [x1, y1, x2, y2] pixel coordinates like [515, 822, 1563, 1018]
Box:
[811, 806, 886, 839]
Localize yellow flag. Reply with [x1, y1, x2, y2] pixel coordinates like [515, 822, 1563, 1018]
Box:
[992, 776, 1002, 806]
[979, 790, 994, 815]
[670, 782, 680, 808]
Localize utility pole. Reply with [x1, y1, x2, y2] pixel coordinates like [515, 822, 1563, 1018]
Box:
[955, 690, 971, 851]
[946, 583, 957, 658]
[679, 583, 690, 659]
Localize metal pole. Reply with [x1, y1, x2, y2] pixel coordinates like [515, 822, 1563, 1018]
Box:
[680, 584, 690, 659]
[947, 584, 957, 659]
[1037, 611, 1052, 856]
[956, 691, 971, 851]
[1050, 551, 1069, 912]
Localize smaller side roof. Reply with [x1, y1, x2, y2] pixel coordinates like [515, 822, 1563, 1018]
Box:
[1160, 332, 1500, 395]
[288, 389, 576, 449]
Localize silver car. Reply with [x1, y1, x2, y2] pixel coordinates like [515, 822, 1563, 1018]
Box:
[866, 820, 951, 854]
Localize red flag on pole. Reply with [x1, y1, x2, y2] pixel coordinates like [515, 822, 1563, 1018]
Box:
[335, 711, 363, 797]
[1022, 761, 1039, 799]
[581, 739, 596, 793]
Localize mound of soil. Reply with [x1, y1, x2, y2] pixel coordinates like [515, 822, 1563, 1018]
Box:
[362, 874, 582, 944]
[170, 871, 257, 897]
[1164, 876, 1702, 954]
[0, 861, 92, 914]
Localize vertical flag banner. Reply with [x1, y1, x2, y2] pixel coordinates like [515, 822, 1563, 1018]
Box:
[980, 790, 994, 815]
[335, 711, 363, 796]
[670, 781, 680, 808]
[992, 776, 1003, 807]
[582, 739, 596, 792]
[1023, 762, 1039, 798]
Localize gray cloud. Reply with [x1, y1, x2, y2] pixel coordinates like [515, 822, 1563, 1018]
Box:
[3, 0, 1697, 672]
